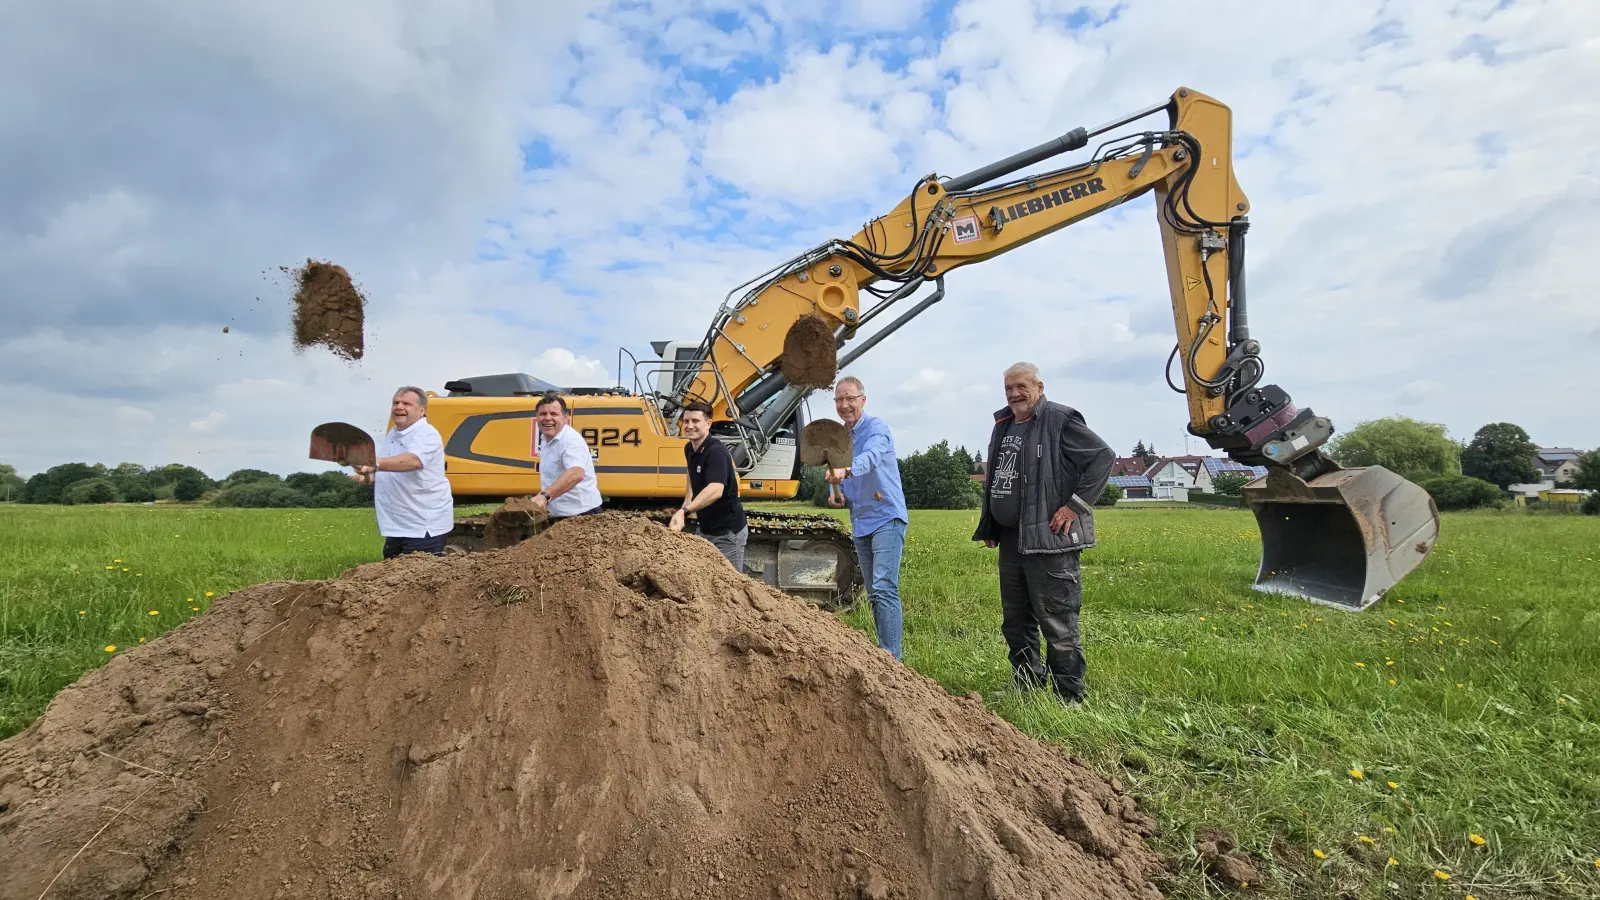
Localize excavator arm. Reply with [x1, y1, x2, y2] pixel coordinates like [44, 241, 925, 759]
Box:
[673, 87, 1439, 611]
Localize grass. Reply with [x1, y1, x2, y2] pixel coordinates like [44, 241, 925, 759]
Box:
[3, 501, 1598, 898]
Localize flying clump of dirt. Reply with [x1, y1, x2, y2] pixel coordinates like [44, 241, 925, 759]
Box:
[0, 515, 1167, 900]
[285, 259, 366, 361]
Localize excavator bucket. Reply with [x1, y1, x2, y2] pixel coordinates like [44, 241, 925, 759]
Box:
[1242, 464, 1439, 611]
[309, 422, 376, 469]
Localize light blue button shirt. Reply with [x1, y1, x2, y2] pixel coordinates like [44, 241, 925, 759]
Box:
[838, 414, 909, 539]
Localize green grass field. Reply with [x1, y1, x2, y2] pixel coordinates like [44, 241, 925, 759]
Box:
[2, 502, 1596, 898]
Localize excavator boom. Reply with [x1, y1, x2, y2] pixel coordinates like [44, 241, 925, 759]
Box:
[670, 87, 1438, 610]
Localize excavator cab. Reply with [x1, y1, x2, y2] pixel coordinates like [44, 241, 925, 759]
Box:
[1243, 463, 1439, 611]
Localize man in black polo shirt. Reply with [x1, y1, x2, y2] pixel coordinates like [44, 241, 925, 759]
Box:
[669, 401, 749, 571]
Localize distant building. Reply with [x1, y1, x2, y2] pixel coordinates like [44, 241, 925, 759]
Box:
[1145, 456, 1268, 499]
[1536, 448, 1583, 483]
[1110, 457, 1151, 477]
[1147, 456, 1210, 498]
[1108, 474, 1152, 499]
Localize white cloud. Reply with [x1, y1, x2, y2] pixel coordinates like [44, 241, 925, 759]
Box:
[702, 47, 910, 203]
[115, 406, 155, 427]
[527, 348, 612, 386]
[188, 412, 228, 433]
[4, 0, 1598, 481]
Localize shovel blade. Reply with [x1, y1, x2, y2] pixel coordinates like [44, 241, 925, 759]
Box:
[1244, 464, 1439, 611]
[309, 422, 377, 468]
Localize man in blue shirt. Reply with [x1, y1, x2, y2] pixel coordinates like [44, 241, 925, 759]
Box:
[825, 376, 910, 660]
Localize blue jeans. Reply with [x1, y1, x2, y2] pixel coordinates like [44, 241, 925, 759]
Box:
[853, 519, 907, 660]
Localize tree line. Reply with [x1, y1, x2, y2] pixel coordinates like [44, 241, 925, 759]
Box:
[0, 463, 373, 508]
[794, 441, 1126, 510]
[1324, 418, 1600, 513]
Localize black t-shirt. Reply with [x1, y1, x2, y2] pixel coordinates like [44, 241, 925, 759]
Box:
[685, 437, 747, 536]
[989, 418, 1031, 529]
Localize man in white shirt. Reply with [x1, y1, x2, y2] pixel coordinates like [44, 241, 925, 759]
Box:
[528, 393, 603, 519]
[353, 386, 455, 559]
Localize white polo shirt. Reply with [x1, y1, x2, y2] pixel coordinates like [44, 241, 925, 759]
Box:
[373, 418, 455, 538]
[536, 423, 601, 516]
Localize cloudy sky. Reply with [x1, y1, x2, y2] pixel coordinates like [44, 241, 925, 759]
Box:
[3, 0, 1596, 478]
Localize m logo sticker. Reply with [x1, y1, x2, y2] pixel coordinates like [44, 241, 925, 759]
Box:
[951, 214, 980, 244]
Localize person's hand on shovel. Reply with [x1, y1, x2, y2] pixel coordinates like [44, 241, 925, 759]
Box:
[350, 465, 375, 486]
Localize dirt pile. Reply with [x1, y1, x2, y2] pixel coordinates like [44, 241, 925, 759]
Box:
[286, 260, 366, 361]
[781, 314, 838, 390]
[0, 516, 1166, 900]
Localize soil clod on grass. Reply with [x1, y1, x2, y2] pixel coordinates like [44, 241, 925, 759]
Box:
[781, 314, 838, 390]
[285, 259, 366, 361]
[0, 515, 1166, 900]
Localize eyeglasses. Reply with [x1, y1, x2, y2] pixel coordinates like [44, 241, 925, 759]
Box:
[835, 394, 864, 403]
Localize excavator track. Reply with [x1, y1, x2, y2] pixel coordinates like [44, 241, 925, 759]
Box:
[446, 505, 862, 611]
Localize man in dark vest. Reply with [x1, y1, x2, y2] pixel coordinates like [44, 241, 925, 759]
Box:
[972, 362, 1114, 703]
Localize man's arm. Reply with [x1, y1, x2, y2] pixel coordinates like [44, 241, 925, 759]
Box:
[544, 466, 587, 500]
[1048, 410, 1115, 533]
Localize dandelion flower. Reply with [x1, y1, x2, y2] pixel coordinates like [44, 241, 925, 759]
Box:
[1388, 679, 1397, 685]
[1313, 849, 1326, 859]
[1469, 833, 1486, 846]
[1387, 781, 1399, 790]
[148, 610, 160, 616]
[205, 591, 214, 597]
[114, 559, 122, 563]
[1355, 662, 1366, 668]
[1457, 683, 1465, 689]
[1359, 835, 1376, 845]
[1386, 659, 1395, 665]
[78, 610, 86, 616]
[1199, 617, 1206, 622]
[1434, 870, 1450, 881]
[105, 645, 116, 652]
[186, 597, 193, 602]
[105, 565, 114, 570]
[1383, 826, 1396, 834]
[138, 637, 145, 643]
[1349, 768, 1365, 780]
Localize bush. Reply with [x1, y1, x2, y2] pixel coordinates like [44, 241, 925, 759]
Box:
[172, 472, 209, 502]
[212, 483, 311, 508]
[1581, 492, 1599, 516]
[1211, 472, 1251, 496]
[1419, 474, 1503, 511]
[1095, 482, 1122, 507]
[898, 441, 981, 509]
[66, 478, 118, 504]
[1326, 416, 1461, 481]
[223, 468, 281, 488]
[1187, 491, 1242, 507]
[116, 475, 156, 503]
[23, 463, 103, 504]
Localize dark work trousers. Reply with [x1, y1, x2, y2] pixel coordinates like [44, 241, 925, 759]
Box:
[997, 527, 1086, 700]
[383, 532, 449, 559]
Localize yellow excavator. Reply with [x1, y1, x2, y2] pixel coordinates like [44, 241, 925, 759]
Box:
[418, 86, 1439, 612]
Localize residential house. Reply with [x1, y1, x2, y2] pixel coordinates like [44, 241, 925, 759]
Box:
[1536, 448, 1584, 484]
[1202, 457, 1269, 488]
[1110, 457, 1151, 477]
[1109, 474, 1153, 500]
[1146, 456, 1268, 499]
[1146, 456, 1209, 498]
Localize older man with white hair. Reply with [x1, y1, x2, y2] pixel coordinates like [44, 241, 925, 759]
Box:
[353, 386, 455, 559]
[972, 362, 1114, 703]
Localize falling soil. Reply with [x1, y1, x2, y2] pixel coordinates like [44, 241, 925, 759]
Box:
[781, 314, 838, 390]
[286, 259, 366, 361]
[0, 516, 1166, 900]
[800, 420, 853, 469]
[481, 495, 551, 550]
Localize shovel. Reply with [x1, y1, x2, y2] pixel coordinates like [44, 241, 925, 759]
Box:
[801, 420, 853, 507]
[309, 422, 377, 469]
